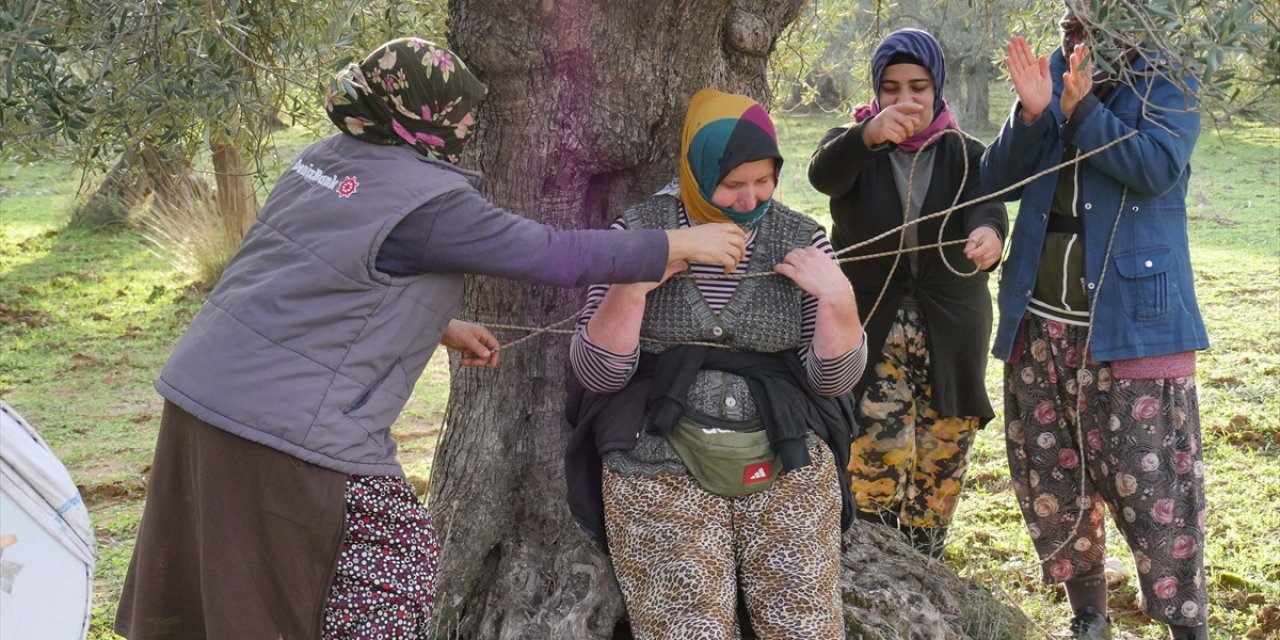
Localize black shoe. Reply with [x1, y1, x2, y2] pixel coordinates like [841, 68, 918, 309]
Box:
[1068, 607, 1111, 640]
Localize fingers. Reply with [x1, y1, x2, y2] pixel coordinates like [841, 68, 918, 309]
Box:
[711, 223, 747, 265]
[668, 223, 747, 266]
[888, 102, 925, 115]
[1008, 36, 1037, 73]
[714, 224, 747, 273]
[460, 351, 499, 368]
[873, 105, 924, 145]
[964, 229, 1002, 270]
[1071, 43, 1090, 74]
[475, 327, 500, 354]
[448, 322, 502, 368]
[721, 253, 739, 274]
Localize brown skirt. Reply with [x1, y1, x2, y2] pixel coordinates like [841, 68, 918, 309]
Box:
[115, 400, 348, 640]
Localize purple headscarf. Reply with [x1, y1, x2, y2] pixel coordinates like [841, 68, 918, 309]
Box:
[870, 28, 947, 117]
[854, 28, 957, 152]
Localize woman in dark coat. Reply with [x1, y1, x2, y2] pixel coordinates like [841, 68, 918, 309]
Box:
[808, 28, 1007, 557]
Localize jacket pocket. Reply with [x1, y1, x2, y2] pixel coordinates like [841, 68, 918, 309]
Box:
[343, 359, 402, 414]
[1113, 247, 1174, 321]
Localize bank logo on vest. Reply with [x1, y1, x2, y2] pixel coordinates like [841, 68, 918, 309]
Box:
[291, 160, 359, 198]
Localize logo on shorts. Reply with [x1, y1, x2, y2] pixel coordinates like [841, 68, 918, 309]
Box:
[743, 461, 772, 485]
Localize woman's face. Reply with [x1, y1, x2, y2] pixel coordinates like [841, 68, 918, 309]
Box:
[711, 158, 777, 213]
[878, 63, 935, 136]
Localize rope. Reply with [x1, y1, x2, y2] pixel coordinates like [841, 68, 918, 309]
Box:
[1028, 185, 1131, 572]
[469, 126, 1143, 578]
[472, 128, 1139, 354]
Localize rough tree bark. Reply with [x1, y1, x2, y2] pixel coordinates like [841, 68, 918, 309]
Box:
[429, 1, 1025, 638]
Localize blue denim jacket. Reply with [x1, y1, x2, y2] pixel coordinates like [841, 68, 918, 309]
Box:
[982, 51, 1209, 363]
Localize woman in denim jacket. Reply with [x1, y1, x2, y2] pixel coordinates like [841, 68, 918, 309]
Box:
[981, 11, 1209, 640]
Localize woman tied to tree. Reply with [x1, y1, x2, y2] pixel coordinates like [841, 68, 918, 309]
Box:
[807, 28, 1008, 558]
[564, 88, 866, 639]
[982, 2, 1210, 638]
[113, 37, 749, 640]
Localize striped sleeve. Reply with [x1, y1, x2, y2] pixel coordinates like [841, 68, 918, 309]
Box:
[570, 218, 641, 393]
[799, 227, 867, 397]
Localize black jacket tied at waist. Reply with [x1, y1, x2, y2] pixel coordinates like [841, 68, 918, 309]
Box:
[564, 345, 859, 548]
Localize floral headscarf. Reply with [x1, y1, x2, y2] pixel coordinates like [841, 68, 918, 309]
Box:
[325, 37, 487, 164]
[677, 89, 782, 229]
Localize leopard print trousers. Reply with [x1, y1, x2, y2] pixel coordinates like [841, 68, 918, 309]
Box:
[603, 438, 842, 640]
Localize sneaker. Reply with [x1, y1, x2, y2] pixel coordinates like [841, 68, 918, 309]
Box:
[1068, 606, 1111, 640]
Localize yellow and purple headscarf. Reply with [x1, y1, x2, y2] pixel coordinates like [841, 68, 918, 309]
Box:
[325, 38, 487, 164]
[677, 89, 782, 229]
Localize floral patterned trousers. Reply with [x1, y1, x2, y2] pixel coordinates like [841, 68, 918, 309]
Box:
[850, 309, 980, 530]
[321, 475, 439, 639]
[1005, 316, 1207, 626]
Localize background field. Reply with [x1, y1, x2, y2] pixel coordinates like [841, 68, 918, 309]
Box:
[2, 107, 1277, 639]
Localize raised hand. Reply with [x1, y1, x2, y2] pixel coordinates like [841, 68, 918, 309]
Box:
[862, 102, 926, 147]
[1006, 36, 1052, 123]
[1061, 44, 1094, 120]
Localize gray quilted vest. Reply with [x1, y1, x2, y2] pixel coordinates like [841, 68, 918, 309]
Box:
[156, 134, 479, 475]
[625, 195, 816, 422]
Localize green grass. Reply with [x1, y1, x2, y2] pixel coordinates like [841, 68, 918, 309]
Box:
[1, 109, 1276, 639]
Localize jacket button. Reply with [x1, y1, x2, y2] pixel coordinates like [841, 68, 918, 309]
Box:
[1132, 206, 1140, 212]
[1042, 213, 1049, 221]
[711, 326, 724, 337]
[1087, 282, 1096, 290]
[1144, 260, 1154, 268]
[1025, 290, 1033, 297]
[1084, 203, 1093, 210]
[725, 396, 737, 408]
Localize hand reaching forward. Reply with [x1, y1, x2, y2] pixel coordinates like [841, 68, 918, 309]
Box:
[441, 319, 501, 368]
[1006, 36, 1052, 124]
[666, 222, 748, 274]
[862, 102, 926, 147]
[963, 226, 1003, 271]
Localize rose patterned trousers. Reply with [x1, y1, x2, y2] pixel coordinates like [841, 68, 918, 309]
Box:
[1005, 316, 1207, 626]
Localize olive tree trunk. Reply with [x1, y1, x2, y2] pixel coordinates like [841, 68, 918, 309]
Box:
[70, 144, 215, 228]
[430, 2, 800, 637]
[429, 1, 1026, 638]
[209, 139, 259, 245]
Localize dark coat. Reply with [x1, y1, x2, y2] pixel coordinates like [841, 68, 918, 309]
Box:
[809, 125, 1007, 422]
[564, 347, 857, 548]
